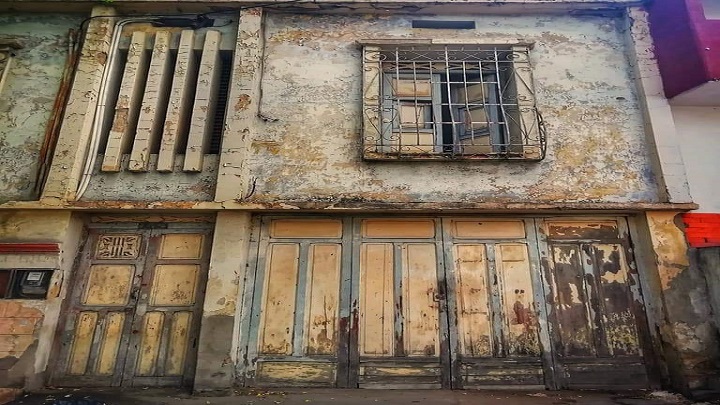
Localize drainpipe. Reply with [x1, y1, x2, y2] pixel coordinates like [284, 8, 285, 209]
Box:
[34, 29, 80, 198]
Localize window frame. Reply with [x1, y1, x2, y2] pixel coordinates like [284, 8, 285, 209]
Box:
[360, 40, 546, 161]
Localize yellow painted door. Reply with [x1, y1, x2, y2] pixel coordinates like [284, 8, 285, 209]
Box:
[244, 218, 346, 387]
[353, 219, 448, 388]
[52, 227, 210, 387]
[442, 219, 546, 389]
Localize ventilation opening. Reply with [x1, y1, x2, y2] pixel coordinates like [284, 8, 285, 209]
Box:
[208, 50, 233, 154]
[411, 20, 476, 29]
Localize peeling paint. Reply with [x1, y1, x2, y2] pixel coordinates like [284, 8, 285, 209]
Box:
[0, 14, 82, 203]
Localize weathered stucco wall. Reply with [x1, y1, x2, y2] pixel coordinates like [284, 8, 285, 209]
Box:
[240, 13, 659, 205]
[0, 211, 83, 389]
[81, 155, 219, 202]
[644, 212, 719, 391]
[0, 15, 81, 203]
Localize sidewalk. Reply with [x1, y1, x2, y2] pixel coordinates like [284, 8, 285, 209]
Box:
[6, 388, 713, 405]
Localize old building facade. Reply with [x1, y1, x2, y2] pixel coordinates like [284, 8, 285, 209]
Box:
[0, 0, 717, 396]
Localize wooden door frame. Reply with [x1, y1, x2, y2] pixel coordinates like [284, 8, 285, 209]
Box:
[238, 214, 659, 390]
[238, 216, 354, 388]
[534, 216, 660, 389]
[48, 220, 214, 388]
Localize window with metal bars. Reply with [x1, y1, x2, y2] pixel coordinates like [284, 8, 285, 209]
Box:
[361, 43, 546, 160]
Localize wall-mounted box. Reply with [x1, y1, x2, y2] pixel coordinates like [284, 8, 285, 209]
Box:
[0, 269, 55, 299]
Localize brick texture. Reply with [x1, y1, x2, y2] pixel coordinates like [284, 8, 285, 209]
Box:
[683, 213, 720, 247]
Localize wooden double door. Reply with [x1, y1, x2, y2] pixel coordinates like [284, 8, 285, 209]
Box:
[51, 224, 211, 387]
[239, 217, 654, 389]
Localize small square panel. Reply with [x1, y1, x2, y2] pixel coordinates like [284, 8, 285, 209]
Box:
[159, 234, 204, 259]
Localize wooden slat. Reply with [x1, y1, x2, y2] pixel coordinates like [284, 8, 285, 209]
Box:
[546, 221, 619, 239]
[165, 311, 192, 375]
[496, 244, 541, 357]
[102, 31, 149, 172]
[304, 244, 341, 355]
[183, 30, 221, 172]
[68, 312, 98, 375]
[96, 312, 125, 375]
[453, 244, 493, 357]
[402, 244, 439, 357]
[593, 244, 640, 356]
[359, 243, 394, 356]
[259, 243, 300, 355]
[362, 219, 435, 239]
[157, 30, 196, 172]
[136, 311, 165, 376]
[452, 221, 526, 239]
[271, 219, 343, 238]
[551, 245, 595, 357]
[256, 362, 336, 384]
[129, 31, 173, 172]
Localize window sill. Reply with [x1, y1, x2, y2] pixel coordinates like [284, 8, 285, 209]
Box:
[362, 150, 544, 161]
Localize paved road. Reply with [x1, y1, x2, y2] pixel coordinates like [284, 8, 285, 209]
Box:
[7, 388, 707, 405]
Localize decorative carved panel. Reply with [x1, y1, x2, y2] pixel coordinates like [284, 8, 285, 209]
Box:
[95, 234, 142, 259]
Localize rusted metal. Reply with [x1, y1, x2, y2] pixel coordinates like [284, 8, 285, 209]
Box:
[34, 28, 80, 198]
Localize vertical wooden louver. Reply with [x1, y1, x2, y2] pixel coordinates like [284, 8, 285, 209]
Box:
[101, 28, 227, 173]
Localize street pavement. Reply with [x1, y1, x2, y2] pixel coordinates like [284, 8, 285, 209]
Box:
[6, 388, 717, 405]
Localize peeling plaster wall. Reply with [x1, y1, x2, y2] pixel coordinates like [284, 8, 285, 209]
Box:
[0, 15, 81, 203]
[81, 155, 219, 202]
[645, 212, 719, 391]
[0, 211, 82, 389]
[242, 13, 660, 205]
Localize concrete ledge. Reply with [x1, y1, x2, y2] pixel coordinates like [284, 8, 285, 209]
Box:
[0, 200, 700, 213]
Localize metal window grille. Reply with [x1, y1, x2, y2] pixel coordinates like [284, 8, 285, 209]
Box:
[362, 44, 546, 160]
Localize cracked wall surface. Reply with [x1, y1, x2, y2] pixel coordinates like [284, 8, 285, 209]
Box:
[240, 13, 660, 206]
[0, 15, 81, 203]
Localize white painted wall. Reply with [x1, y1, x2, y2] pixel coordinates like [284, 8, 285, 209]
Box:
[672, 106, 720, 212]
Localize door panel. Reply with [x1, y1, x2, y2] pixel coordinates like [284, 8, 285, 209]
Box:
[356, 234, 446, 388]
[242, 216, 653, 390]
[304, 244, 342, 356]
[401, 244, 440, 357]
[359, 243, 394, 357]
[258, 243, 300, 355]
[246, 219, 346, 387]
[454, 244, 492, 357]
[446, 236, 545, 389]
[52, 227, 210, 388]
[542, 220, 649, 389]
[129, 232, 209, 387]
[496, 244, 541, 357]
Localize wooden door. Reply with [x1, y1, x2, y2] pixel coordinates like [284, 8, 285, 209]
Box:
[242, 218, 350, 387]
[51, 226, 210, 387]
[442, 219, 551, 389]
[351, 219, 450, 388]
[540, 220, 651, 389]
